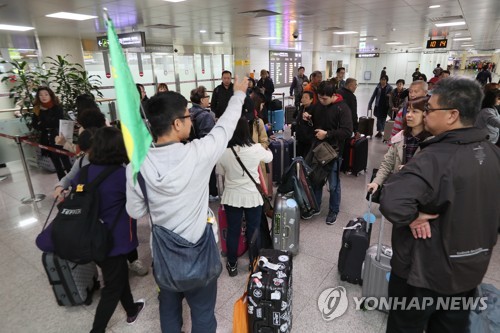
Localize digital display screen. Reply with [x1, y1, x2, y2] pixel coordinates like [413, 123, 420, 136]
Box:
[426, 39, 448, 49]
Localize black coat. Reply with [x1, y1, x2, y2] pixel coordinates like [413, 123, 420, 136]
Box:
[380, 128, 500, 294]
[211, 83, 233, 118]
[338, 87, 358, 133]
[33, 105, 64, 147]
[257, 78, 275, 104]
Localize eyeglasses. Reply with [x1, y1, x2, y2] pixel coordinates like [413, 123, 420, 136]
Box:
[202, 95, 210, 99]
[424, 103, 456, 114]
[172, 114, 191, 125]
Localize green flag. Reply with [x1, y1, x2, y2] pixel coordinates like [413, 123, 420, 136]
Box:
[106, 17, 152, 182]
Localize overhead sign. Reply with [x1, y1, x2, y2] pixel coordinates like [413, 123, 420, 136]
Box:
[269, 51, 302, 88]
[426, 39, 447, 49]
[356, 53, 380, 58]
[96, 32, 146, 50]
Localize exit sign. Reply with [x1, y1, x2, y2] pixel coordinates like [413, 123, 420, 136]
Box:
[426, 39, 448, 49]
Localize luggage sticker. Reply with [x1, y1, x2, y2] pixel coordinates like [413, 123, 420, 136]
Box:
[281, 301, 288, 311]
[286, 199, 297, 208]
[248, 305, 254, 315]
[281, 312, 290, 322]
[280, 323, 289, 332]
[253, 289, 263, 298]
[248, 296, 257, 307]
[271, 290, 282, 300]
[273, 312, 281, 326]
[256, 308, 263, 318]
[277, 263, 286, 270]
[273, 278, 284, 286]
[278, 255, 289, 262]
[277, 270, 287, 279]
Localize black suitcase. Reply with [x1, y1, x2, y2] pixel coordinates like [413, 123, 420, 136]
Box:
[358, 109, 375, 137]
[285, 105, 296, 125]
[248, 249, 293, 333]
[270, 138, 296, 183]
[347, 136, 368, 176]
[42, 252, 99, 306]
[338, 218, 371, 285]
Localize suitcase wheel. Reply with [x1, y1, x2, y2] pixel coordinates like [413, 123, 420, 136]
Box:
[92, 277, 101, 291]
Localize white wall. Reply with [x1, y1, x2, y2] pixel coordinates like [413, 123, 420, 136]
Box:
[355, 52, 421, 85]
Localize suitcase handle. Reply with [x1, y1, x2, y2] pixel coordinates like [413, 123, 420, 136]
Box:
[376, 216, 386, 262]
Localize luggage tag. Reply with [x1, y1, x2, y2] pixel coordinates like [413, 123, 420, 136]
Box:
[363, 213, 376, 224]
[259, 256, 281, 271]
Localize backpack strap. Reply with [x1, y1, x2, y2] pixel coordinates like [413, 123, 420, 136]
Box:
[76, 164, 122, 193]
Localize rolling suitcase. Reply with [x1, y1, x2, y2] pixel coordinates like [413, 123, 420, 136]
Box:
[42, 252, 99, 306]
[247, 248, 293, 333]
[383, 120, 394, 143]
[285, 105, 296, 125]
[338, 196, 373, 285]
[361, 215, 392, 312]
[218, 205, 248, 257]
[347, 136, 368, 176]
[269, 109, 285, 132]
[272, 194, 300, 255]
[358, 109, 375, 137]
[270, 138, 296, 183]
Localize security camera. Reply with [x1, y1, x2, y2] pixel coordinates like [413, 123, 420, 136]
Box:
[293, 32, 299, 39]
[174, 48, 178, 53]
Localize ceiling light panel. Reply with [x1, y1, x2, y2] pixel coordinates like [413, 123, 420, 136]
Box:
[46, 12, 97, 21]
[0, 24, 35, 31]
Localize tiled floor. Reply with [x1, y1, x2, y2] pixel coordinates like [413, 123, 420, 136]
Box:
[0, 72, 499, 333]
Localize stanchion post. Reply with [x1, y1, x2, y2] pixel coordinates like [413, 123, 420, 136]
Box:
[14, 135, 45, 204]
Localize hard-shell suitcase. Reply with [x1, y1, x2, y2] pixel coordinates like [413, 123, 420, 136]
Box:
[383, 120, 395, 143]
[270, 138, 296, 183]
[285, 105, 296, 125]
[272, 194, 300, 255]
[338, 218, 370, 285]
[269, 109, 285, 132]
[358, 109, 375, 137]
[347, 136, 368, 176]
[42, 252, 99, 306]
[361, 215, 392, 312]
[218, 205, 248, 257]
[247, 248, 293, 333]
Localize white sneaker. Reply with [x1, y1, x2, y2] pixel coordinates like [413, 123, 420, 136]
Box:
[209, 195, 220, 202]
[129, 260, 148, 276]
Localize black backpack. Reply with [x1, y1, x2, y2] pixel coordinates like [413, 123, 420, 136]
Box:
[51, 164, 123, 264]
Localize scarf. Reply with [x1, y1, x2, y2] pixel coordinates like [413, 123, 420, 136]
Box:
[41, 101, 54, 110]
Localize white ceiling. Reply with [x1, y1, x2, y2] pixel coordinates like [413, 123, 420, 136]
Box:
[0, 0, 499, 53]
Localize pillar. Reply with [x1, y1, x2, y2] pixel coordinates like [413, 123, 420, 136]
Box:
[38, 37, 85, 67]
[233, 47, 251, 78]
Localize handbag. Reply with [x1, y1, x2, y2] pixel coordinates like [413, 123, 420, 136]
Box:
[312, 141, 338, 165]
[305, 141, 338, 188]
[230, 147, 274, 218]
[137, 173, 222, 292]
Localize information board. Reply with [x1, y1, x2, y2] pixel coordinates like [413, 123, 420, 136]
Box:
[269, 51, 302, 88]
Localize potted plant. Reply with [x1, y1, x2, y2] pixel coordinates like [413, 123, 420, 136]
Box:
[43, 54, 103, 118]
[0, 59, 43, 130]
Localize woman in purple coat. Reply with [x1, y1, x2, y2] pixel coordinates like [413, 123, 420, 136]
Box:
[74, 127, 145, 333]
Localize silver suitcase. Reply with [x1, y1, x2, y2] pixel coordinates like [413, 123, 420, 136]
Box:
[361, 215, 392, 312]
[272, 194, 300, 255]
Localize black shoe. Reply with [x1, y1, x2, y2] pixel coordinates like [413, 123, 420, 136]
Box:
[226, 262, 238, 277]
[126, 299, 146, 325]
[326, 210, 337, 225]
[375, 132, 383, 138]
[301, 209, 320, 220]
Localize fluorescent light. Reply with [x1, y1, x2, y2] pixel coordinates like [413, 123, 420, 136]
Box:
[19, 217, 38, 227]
[455, 33, 462, 36]
[429, 5, 441, 8]
[461, 44, 474, 47]
[199, 30, 207, 33]
[202, 41, 223, 45]
[386, 42, 402, 45]
[373, 38, 378, 41]
[435, 21, 466, 27]
[334, 31, 358, 35]
[332, 45, 347, 48]
[359, 38, 366, 41]
[453, 37, 472, 41]
[0, 24, 34, 31]
[259, 37, 279, 40]
[163, 0, 186, 2]
[290, 20, 297, 23]
[46, 12, 97, 21]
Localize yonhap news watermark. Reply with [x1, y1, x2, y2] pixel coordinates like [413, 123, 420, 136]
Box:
[317, 286, 488, 321]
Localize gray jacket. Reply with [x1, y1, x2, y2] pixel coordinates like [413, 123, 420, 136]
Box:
[475, 107, 500, 144]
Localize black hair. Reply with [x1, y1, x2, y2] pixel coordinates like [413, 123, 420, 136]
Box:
[432, 77, 484, 126]
[311, 71, 322, 79]
[221, 70, 232, 77]
[396, 79, 405, 85]
[75, 94, 98, 111]
[228, 117, 254, 148]
[481, 89, 500, 109]
[302, 91, 314, 100]
[146, 91, 188, 137]
[89, 127, 128, 165]
[77, 127, 98, 152]
[298, 66, 305, 71]
[190, 86, 207, 105]
[336, 67, 345, 73]
[248, 77, 256, 88]
[77, 107, 106, 129]
[251, 91, 265, 112]
[441, 70, 450, 75]
[380, 75, 389, 82]
[317, 80, 336, 97]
